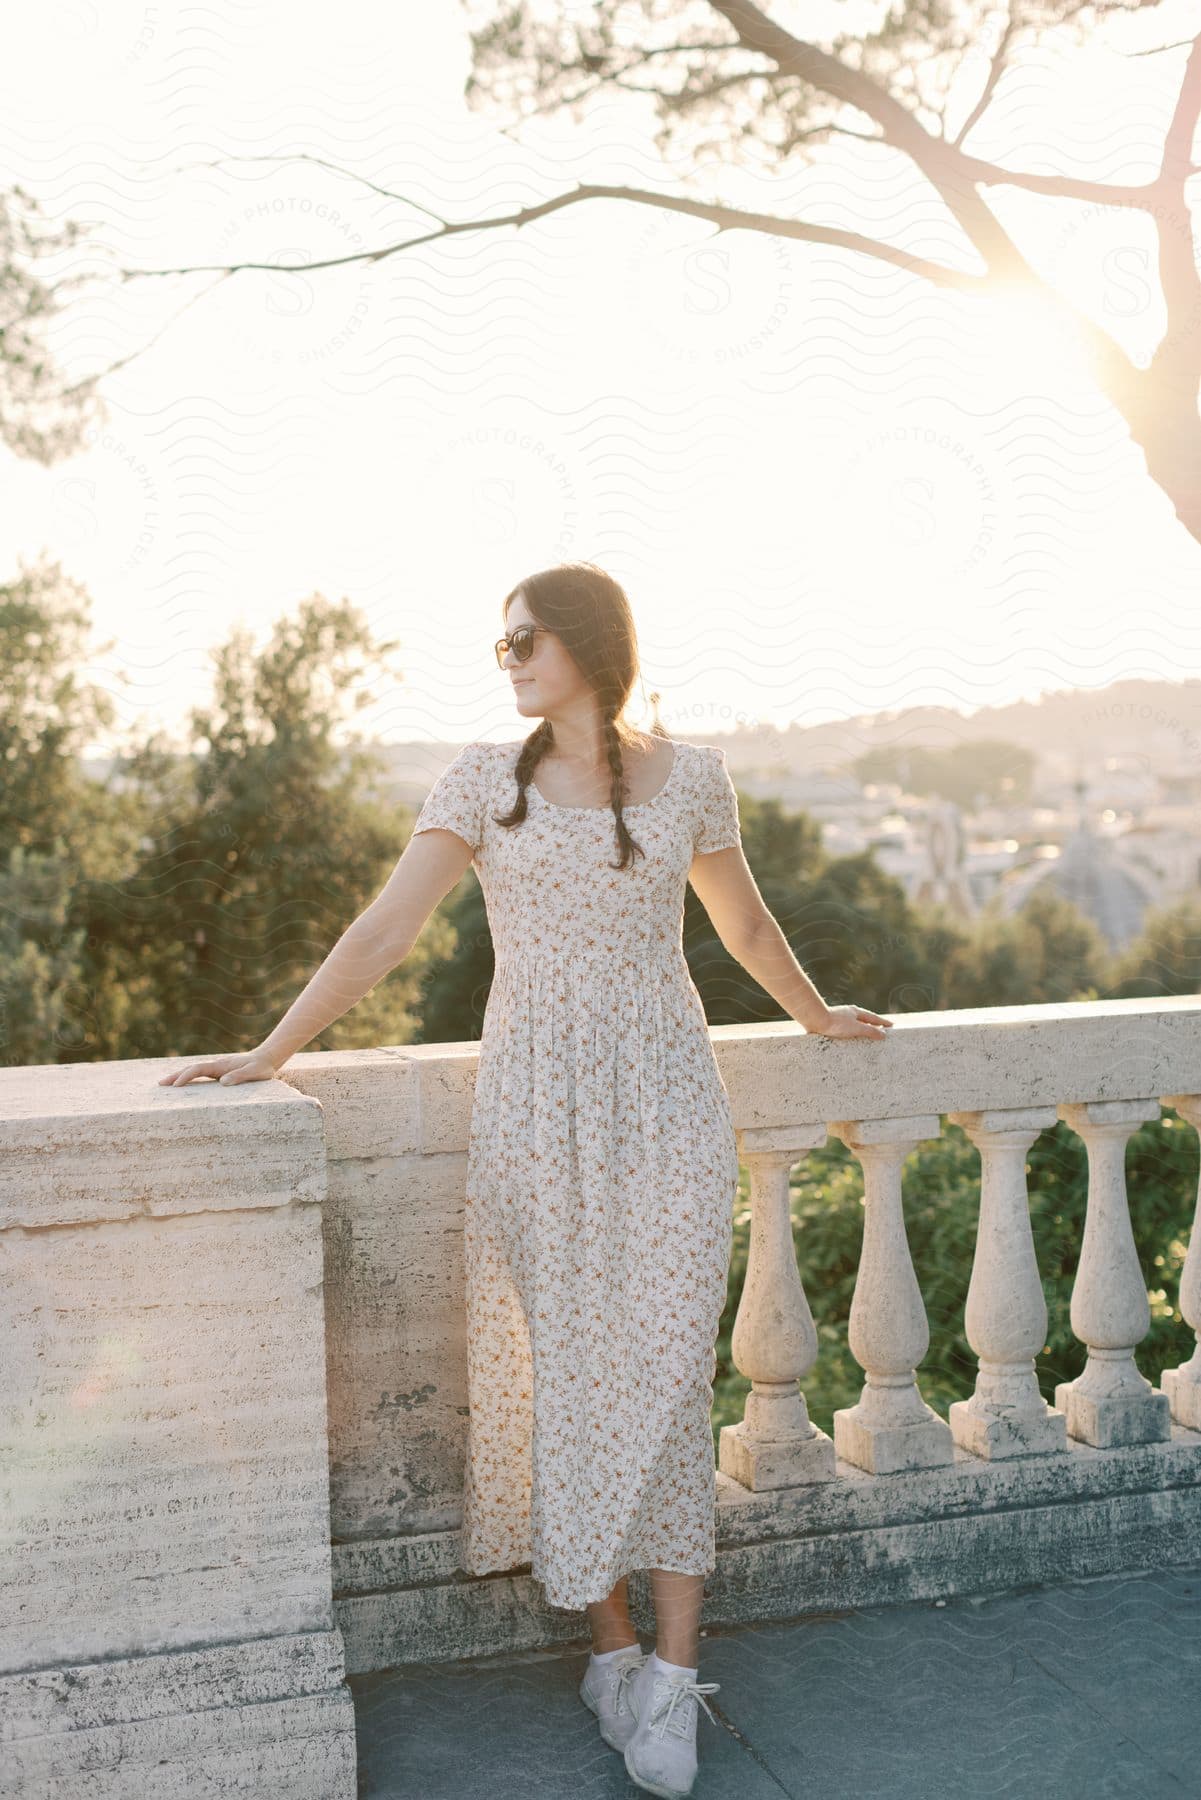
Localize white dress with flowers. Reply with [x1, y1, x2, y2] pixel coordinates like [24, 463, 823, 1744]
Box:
[411, 736, 742, 1611]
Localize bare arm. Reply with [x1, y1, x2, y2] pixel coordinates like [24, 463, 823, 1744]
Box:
[256, 826, 475, 1064]
[159, 825, 475, 1084]
[688, 845, 892, 1039]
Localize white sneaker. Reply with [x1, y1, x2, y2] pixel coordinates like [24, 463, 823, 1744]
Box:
[578, 1644, 648, 1750]
[623, 1660, 721, 1798]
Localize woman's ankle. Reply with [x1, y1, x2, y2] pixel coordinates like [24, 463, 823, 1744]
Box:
[586, 1590, 638, 1656]
[590, 1628, 640, 1655]
[588, 1608, 639, 1654]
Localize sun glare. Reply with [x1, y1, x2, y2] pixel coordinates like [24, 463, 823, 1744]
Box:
[978, 286, 1097, 397]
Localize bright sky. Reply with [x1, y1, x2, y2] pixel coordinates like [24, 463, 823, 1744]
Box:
[3, 0, 1199, 760]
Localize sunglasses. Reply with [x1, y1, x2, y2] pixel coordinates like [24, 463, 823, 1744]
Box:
[495, 625, 554, 669]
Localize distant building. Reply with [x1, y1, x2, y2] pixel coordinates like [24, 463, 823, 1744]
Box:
[999, 779, 1158, 950]
[912, 799, 974, 918]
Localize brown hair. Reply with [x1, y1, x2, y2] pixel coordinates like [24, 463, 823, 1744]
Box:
[491, 561, 666, 871]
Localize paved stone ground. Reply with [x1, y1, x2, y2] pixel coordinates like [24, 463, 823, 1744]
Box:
[350, 1563, 1201, 1799]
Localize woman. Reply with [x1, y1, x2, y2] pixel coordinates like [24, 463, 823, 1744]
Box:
[159, 561, 893, 1798]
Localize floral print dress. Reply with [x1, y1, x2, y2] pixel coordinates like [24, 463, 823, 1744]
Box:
[411, 736, 743, 1611]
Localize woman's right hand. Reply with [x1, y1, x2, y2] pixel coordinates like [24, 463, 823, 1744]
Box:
[807, 1003, 894, 1040]
[157, 1048, 281, 1088]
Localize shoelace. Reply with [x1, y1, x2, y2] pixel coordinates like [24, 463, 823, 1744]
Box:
[608, 1654, 647, 1716]
[645, 1673, 721, 1740]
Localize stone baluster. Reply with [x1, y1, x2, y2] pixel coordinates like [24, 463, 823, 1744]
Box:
[827, 1115, 953, 1474]
[1160, 1092, 1201, 1428]
[718, 1125, 837, 1491]
[945, 1107, 1067, 1459]
[1054, 1099, 1172, 1447]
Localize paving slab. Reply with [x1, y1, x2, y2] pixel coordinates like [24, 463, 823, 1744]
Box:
[350, 1563, 1201, 1799]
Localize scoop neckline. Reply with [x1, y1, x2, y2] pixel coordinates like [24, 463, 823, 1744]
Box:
[527, 738, 681, 813]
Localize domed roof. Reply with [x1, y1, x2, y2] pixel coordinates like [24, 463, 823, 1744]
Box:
[1027, 823, 1154, 949]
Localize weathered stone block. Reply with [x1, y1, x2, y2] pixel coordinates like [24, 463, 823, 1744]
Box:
[1054, 1379, 1173, 1448]
[0, 1059, 355, 1795]
[949, 1397, 1068, 1459]
[719, 1418, 837, 1490]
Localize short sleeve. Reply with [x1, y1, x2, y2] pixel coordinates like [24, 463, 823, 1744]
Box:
[411, 742, 493, 854]
[692, 745, 742, 854]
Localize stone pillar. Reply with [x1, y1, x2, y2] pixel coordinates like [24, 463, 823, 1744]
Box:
[718, 1126, 836, 1491]
[1160, 1093, 1201, 1429]
[827, 1115, 953, 1474]
[1054, 1099, 1172, 1448]
[0, 1059, 357, 1799]
[945, 1107, 1067, 1459]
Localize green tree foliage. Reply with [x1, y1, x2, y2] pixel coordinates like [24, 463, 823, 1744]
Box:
[0, 186, 105, 465]
[0, 846, 86, 1066]
[0, 565, 470, 1066]
[0, 555, 121, 860]
[737, 792, 825, 885]
[687, 784, 943, 1022]
[415, 875, 493, 1046]
[68, 596, 441, 1063]
[1107, 895, 1201, 999]
[0, 556, 146, 1065]
[937, 884, 1109, 1009]
[682, 776, 1144, 1026]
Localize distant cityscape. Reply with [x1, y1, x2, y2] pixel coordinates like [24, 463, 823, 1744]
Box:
[745, 760, 1198, 952]
[86, 676, 1201, 954]
[723, 677, 1201, 951]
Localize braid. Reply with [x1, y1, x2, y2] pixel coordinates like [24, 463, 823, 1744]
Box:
[602, 714, 644, 872]
[491, 719, 555, 829]
[493, 716, 657, 872]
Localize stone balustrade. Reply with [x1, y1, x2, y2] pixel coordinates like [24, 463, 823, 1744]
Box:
[721, 1094, 1196, 1489]
[2, 996, 1200, 1797]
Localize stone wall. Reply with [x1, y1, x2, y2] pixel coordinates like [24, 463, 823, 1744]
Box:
[3, 996, 1200, 1791]
[0, 1058, 356, 1799]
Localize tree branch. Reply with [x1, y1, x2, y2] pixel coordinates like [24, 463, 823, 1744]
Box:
[41, 271, 233, 403]
[118, 180, 990, 294]
[952, 2, 1020, 149]
[466, 33, 748, 128]
[1151, 28, 1201, 385]
[167, 150, 449, 223]
[703, 0, 1044, 280]
[664, 66, 777, 115]
[1127, 37, 1199, 56]
[609, 6, 1174, 209]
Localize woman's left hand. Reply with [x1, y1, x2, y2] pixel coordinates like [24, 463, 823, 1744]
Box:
[807, 1003, 894, 1040]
